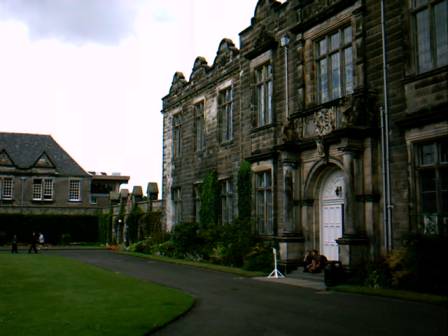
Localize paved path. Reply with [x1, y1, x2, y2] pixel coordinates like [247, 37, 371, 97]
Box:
[51, 250, 447, 336]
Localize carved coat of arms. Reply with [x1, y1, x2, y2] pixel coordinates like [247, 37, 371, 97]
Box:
[314, 107, 336, 137]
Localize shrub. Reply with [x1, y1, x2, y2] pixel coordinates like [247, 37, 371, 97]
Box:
[386, 234, 447, 295]
[243, 242, 274, 273]
[156, 240, 178, 257]
[170, 222, 206, 258]
[362, 258, 391, 289]
[129, 238, 153, 254]
[360, 234, 447, 295]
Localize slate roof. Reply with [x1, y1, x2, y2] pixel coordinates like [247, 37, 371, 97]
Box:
[0, 132, 89, 177]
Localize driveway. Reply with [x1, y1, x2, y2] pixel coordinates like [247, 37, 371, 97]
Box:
[52, 250, 447, 336]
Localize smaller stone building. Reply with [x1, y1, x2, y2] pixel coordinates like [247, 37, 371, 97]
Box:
[0, 132, 93, 215]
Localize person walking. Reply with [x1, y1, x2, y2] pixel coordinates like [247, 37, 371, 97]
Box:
[11, 234, 18, 253]
[38, 232, 45, 250]
[28, 232, 38, 254]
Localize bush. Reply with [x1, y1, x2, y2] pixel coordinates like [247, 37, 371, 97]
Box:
[156, 240, 178, 257]
[243, 242, 274, 273]
[386, 234, 447, 295]
[170, 222, 207, 258]
[362, 258, 391, 289]
[360, 234, 447, 295]
[129, 238, 153, 254]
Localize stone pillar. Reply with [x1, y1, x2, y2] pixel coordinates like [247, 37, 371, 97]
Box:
[278, 152, 304, 271]
[342, 149, 356, 235]
[337, 140, 368, 271]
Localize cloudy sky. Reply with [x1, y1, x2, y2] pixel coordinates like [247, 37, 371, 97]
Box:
[0, 0, 258, 193]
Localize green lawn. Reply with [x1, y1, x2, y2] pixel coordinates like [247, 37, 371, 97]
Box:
[0, 253, 194, 336]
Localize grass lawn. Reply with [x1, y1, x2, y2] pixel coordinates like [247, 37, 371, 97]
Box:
[0, 253, 194, 336]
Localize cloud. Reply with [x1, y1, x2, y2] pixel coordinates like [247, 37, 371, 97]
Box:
[0, 0, 137, 44]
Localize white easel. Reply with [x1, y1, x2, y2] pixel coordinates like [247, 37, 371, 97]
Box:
[267, 248, 285, 278]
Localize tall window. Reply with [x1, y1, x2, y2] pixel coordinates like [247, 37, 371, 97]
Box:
[316, 26, 353, 103]
[194, 102, 205, 152]
[68, 179, 81, 201]
[173, 114, 182, 159]
[255, 63, 273, 127]
[256, 171, 273, 235]
[172, 187, 182, 225]
[218, 87, 233, 143]
[1, 177, 13, 200]
[413, 0, 448, 73]
[416, 140, 448, 236]
[220, 179, 233, 224]
[32, 178, 53, 201]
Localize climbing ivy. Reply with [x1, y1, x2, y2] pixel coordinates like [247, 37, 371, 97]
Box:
[126, 205, 142, 244]
[199, 170, 220, 228]
[237, 160, 252, 221]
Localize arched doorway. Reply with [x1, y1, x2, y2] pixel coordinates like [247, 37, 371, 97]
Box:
[320, 170, 345, 261]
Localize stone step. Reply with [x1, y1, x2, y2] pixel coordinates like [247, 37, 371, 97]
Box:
[287, 269, 325, 282]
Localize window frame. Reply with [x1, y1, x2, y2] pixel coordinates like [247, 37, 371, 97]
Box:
[254, 62, 273, 127]
[218, 86, 234, 143]
[172, 187, 182, 225]
[255, 170, 274, 235]
[194, 101, 206, 153]
[172, 113, 182, 159]
[411, 0, 448, 73]
[68, 179, 81, 202]
[1, 176, 14, 200]
[32, 178, 54, 201]
[220, 179, 233, 225]
[415, 139, 448, 236]
[315, 25, 354, 104]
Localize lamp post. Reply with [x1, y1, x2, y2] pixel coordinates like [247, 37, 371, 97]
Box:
[118, 219, 122, 243]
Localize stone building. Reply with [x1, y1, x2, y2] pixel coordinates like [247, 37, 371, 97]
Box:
[161, 0, 447, 269]
[0, 132, 139, 243]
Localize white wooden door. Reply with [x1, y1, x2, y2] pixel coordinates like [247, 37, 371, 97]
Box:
[322, 204, 343, 261]
[320, 170, 345, 261]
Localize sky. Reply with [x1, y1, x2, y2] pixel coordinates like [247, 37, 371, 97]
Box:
[0, 0, 259, 193]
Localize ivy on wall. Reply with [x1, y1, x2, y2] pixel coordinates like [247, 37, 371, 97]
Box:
[237, 160, 252, 222]
[126, 205, 142, 244]
[199, 170, 220, 228]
